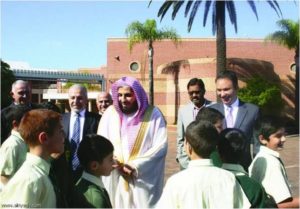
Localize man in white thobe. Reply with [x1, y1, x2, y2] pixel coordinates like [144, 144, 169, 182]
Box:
[97, 76, 168, 208]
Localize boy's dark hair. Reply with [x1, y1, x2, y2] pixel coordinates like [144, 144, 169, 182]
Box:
[77, 134, 114, 170]
[185, 121, 219, 158]
[5, 104, 31, 128]
[215, 70, 238, 90]
[19, 109, 61, 146]
[195, 107, 224, 124]
[187, 78, 205, 92]
[255, 115, 284, 142]
[218, 128, 247, 164]
[38, 101, 61, 113]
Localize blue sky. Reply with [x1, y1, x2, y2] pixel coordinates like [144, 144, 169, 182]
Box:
[1, 0, 299, 70]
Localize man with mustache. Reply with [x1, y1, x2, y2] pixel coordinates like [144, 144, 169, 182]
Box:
[177, 78, 213, 169]
[62, 84, 100, 182]
[97, 77, 167, 208]
[96, 91, 112, 116]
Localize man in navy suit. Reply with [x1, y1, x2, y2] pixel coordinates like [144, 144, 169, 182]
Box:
[176, 78, 213, 169]
[62, 84, 100, 182]
[210, 70, 260, 170]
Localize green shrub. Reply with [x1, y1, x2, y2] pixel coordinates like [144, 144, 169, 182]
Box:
[1, 60, 15, 108]
[238, 76, 284, 116]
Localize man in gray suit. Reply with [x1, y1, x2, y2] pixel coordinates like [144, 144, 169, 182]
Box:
[177, 78, 213, 169]
[210, 70, 260, 170]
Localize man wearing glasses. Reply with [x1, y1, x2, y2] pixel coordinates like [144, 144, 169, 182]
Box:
[176, 78, 214, 169]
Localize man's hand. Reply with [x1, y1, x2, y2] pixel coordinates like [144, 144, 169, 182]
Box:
[113, 157, 137, 180]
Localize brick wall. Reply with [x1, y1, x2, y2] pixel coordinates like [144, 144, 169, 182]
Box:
[100, 38, 295, 124]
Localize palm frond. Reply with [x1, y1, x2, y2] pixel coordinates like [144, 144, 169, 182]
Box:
[203, 0, 212, 26]
[266, 0, 282, 18]
[148, 0, 152, 8]
[185, 0, 194, 17]
[188, 0, 202, 32]
[225, 1, 237, 33]
[246, 0, 258, 20]
[212, 1, 216, 34]
[265, 19, 299, 50]
[158, 1, 174, 21]
[172, 1, 185, 20]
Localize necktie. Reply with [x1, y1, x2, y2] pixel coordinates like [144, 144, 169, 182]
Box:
[226, 106, 234, 128]
[71, 113, 80, 170]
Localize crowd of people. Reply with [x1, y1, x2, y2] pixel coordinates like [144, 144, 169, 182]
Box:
[0, 70, 298, 208]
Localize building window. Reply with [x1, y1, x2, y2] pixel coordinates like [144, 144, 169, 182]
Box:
[290, 63, 296, 73]
[129, 61, 140, 72]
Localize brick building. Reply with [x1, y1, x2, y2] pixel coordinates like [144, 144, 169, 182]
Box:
[98, 38, 296, 124]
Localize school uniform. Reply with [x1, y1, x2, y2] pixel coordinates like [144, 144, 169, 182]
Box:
[156, 159, 251, 208]
[75, 171, 112, 208]
[222, 163, 276, 208]
[0, 130, 28, 179]
[0, 153, 56, 208]
[249, 146, 292, 204]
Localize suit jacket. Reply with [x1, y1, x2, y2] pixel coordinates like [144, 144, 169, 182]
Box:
[210, 100, 260, 169]
[176, 100, 213, 169]
[62, 110, 100, 182]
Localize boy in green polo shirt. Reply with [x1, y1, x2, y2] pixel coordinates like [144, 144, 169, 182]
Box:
[218, 128, 277, 208]
[75, 134, 114, 208]
[0, 105, 30, 187]
[0, 109, 65, 208]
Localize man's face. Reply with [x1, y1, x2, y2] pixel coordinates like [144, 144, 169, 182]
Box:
[11, 83, 31, 105]
[96, 93, 112, 114]
[188, 84, 205, 107]
[117, 86, 138, 114]
[68, 87, 87, 113]
[216, 78, 238, 106]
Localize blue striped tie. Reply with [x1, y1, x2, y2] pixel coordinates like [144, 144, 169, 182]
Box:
[71, 113, 80, 170]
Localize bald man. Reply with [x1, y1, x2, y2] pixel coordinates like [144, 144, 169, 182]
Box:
[96, 91, 112, 116]
[61, 84, 100, 182]
[1, 80, 39, 143]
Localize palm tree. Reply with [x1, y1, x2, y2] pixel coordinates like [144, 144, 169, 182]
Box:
[125, 19, 180, 105]
[265, 19, 299, 130]
[150, 0, 282, 75]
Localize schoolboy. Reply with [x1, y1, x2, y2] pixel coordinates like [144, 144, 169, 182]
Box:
[156, 121, 250, 208]
[218, 128, 277, 208]
[75, 134, 114, 208]
[249, 116, 299, 208]
[0, 105, 30, 187]
[0, 109, 65, 208]
[195, 107, 224, 167]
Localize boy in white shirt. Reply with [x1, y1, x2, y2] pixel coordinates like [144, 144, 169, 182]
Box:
[156, 121, 250, 208]
[249, 116, 299, 208]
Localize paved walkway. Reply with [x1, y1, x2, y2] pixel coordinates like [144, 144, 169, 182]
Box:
[164, 126, 299, 197]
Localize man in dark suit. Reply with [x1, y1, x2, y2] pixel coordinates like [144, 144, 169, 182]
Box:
[210, 70, 260, 170]
[1, 80, 39, 143]
[62, 84, 100, 182]
[177, 78, 214, 169]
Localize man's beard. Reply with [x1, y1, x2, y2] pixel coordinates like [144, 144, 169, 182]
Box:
[120, 102, 138, 114]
